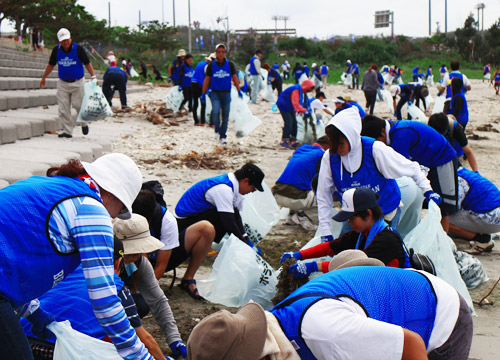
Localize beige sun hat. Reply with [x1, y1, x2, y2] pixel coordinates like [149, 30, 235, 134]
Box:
[113, 214, 164, 255]
[82, 153, 142, 220]
[177, 49, 187, 57]
[187, 302, 267, 360]
[328, 250, 384, 272]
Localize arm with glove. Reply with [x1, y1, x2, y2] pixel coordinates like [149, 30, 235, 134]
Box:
[21, 299, 55, 340]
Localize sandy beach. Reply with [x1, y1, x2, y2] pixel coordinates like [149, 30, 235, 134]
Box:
[109, 78, 500, 359]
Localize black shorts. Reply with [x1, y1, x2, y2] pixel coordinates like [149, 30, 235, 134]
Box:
[427, 158, 458, 216]
[165, 229, 189, 272]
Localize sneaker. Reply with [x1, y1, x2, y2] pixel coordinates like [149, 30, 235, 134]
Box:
[82, 125, 89, 135]
[290, 141, 300, 149]
[465, 240, 495, 255]
[58, 132, 72, 138]
[220, 138, 227, 145]
[213, 133, 220, 141]
[280, 140, 291, 149]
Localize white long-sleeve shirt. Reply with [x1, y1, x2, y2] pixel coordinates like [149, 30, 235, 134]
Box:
[317, 141, 432, 236]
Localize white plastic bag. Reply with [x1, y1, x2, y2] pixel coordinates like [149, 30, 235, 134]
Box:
[196, 95, 212, 122]
[164, 85, 185, 113]
[383, 73, 394, 85]
[48, 321, 122, 360]
[240, 182, 280, 245]
[197, 234, 278, 309]
[431, 95, 446, 114]
[298, 73, 308, 84]
[296, 113, 320, 144]
[343, 73, 352, 86]
[426, 75, 434, 86]
[130, 67, 139, 78]
[454, 250, 488, 289]
[381, 89, 394, 113]
[230, 88, 262, 137]
[262, 84, 276, 103]
[77, 80, 113, 122]
[403, 202, 475, 313]
[407, 103, 427, 123]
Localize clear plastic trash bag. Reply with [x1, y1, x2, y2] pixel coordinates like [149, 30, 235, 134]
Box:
[197, 234, 278, 310]
[431, 95, 446, 114]
[77, 80, 113, 123]
[403, 202, 475, 313]
[48, 321, 122, 360]
[262, 84, 277, 103]
[240, 182, 280, 245]
[381, 89, 394, 113]
[297, 112, 322, 144]
[229, 88, 262, 137]
[164, 85, 185, 113]
[408, 103, 427, 123]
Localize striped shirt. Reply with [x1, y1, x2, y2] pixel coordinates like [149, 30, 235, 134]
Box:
[48, 194, 152, 360]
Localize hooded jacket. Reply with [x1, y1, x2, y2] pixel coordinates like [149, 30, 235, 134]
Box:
[317, 108, 432, 236]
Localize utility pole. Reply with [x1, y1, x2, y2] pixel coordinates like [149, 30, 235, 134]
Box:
[173, 0, 176, 27]
[162, 0, 164, 23]
[429, 0, 431, 36]
[108, 2, 111, 28]
[444, 0, 447, 33]
[139, 10, 141, 29]
[188, 0, 192, 52]
[476, 3, 485, 31]
[271, 15, 290, 44]
[217, 16, 229, 49]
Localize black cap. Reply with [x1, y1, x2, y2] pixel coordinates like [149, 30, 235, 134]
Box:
[332, 188, 380, 222]
[241, 163, 265, 192]
[113, 237, 125, 261]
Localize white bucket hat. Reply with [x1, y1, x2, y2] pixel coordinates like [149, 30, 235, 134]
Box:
[328, 250, 384, 271]
[82, 153, 142, 220]
[113, 214, 164, 255]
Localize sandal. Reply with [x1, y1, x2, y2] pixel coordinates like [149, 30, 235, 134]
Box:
[179, 279, 203, 300]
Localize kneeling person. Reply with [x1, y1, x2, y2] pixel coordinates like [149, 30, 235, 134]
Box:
[133, 190, 215, 300]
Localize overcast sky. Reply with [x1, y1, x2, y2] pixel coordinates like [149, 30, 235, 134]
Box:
[4, 0, 500, 40]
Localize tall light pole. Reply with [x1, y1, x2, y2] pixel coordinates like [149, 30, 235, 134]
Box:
[476, 3, 485, 31]
[429, 0, 431, 36]
[188, 0, 192, 52]
[217, 16, 229, 49]
[162, 0, 164, 23]
[444, 0, 447, 33]
[172, 0, 176, 27]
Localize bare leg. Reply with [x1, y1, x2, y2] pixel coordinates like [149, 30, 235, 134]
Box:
[449, 223, 476, 240]
[182, 221, 215, 294]
[441, 215, 450, 233]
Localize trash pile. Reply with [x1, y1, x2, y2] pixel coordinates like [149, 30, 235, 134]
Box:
[139, 147, 249, 170]
[113, 101, 182, 126]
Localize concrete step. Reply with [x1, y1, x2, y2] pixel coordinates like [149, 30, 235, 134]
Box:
[0, 46, 49, 59]
[0, 66, 59, 78]
[0, 52, 49, 63]
[0, 58, 47, 70]
[0, 89, 57, 111]
[0, 67, 105, 79]
[0, 77, 58, 90]
[0, 112, 141, 186]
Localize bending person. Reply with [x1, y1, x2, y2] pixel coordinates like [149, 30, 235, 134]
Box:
[21, 239, 168, 360]
[449, 167, 499, 254]
[187, 251, 473, 360]
[174, 163, 265, 254]
[0, 154, 153, 360]
[282, 188, 410, 279]
[114, 214, 187, 359]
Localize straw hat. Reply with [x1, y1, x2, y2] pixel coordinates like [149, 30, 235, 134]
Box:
[187, 302, 267, 360]
[328, 250, 384, 271]
[113, 214, 164, 255]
